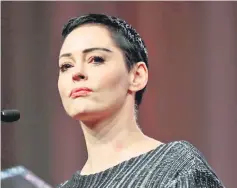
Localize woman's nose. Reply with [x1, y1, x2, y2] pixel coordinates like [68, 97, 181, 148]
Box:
[72, 72, 87, 81]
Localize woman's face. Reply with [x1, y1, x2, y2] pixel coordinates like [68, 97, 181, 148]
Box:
[58, 24, 131, 121]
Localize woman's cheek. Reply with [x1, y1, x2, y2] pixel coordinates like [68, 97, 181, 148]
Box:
[58, 78, 69, 98]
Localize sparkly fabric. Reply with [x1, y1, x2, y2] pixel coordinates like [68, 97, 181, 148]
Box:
[56, 141, 225, 188]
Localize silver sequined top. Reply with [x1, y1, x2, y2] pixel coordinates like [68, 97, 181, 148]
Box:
[57, 141, 225, 188]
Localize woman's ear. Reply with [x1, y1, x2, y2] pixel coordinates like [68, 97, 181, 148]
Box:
[128, 62, 148, 93]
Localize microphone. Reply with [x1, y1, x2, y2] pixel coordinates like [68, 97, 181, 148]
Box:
[1, 109, 20, 122]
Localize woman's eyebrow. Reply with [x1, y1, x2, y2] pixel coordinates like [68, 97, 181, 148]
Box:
[82, 47, 113, 54]
[59, 53, 72, 59]
[59, 48, 112, 59]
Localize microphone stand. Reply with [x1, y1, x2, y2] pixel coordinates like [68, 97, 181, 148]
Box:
[1, 109, 53, 188]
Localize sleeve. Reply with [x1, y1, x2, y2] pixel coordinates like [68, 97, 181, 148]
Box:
[165, 168, 225, 188]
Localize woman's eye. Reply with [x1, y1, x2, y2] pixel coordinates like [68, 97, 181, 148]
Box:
[60, 63, 73, 72]
[89, 56, 105, 64]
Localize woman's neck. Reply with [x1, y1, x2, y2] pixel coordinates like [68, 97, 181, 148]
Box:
[79, 101, 161, 175]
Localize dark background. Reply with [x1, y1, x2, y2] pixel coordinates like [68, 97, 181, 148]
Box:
[1, 2, 236, 187]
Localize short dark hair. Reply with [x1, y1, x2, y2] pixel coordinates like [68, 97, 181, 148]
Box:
[62, 13, 148, 106]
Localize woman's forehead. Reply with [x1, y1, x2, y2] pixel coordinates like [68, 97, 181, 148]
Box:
[60, 25, 117, 54]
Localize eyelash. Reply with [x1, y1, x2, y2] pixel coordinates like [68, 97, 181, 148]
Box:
[59, 63, 73, 72]
[89, 56, 105, 65]
[59, 56, 105, 72]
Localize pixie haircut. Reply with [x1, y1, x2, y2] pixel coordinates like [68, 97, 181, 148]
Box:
[62, 13, 149, 106]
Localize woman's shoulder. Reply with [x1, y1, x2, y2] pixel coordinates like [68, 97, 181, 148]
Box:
[157, 140, 225, 187]
[160, 140, 207, 161]
[140, 140, 213, 176]
[159, 140, 214, 172]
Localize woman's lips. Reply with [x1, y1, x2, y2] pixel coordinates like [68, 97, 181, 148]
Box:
[70, 87, 92, 98]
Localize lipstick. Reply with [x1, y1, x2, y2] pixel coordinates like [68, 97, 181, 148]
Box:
[70, 87, 92, 98]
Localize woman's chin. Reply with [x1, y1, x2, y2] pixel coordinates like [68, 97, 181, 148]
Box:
[69, 109, 110, 125]
[69, 110, 98, 121]
[65, 103, 114, 123]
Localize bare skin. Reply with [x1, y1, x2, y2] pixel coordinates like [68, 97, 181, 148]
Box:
[58, 24, 163, 175]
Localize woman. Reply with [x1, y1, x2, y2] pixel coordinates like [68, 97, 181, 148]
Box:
[57, 14, 224, 188]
